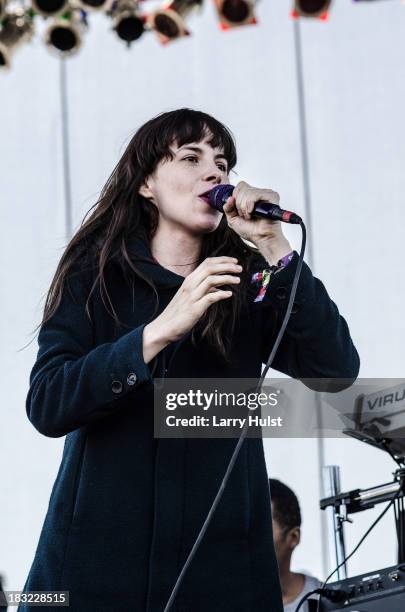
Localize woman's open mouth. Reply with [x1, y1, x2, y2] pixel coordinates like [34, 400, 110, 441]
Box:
[198, 190, 212, 204]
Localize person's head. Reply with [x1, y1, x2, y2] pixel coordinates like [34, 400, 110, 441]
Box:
[269, 479, 302, 569]
[40, 109, 261, 360]
[137, 110, 235, 237]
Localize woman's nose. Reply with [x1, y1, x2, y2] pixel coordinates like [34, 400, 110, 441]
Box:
[203, 169, 222, 184]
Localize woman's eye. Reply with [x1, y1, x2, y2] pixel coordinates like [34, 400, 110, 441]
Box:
[182, 156, 227, 172]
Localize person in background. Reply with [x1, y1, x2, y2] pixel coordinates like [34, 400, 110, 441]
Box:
[270, 479, 321, 612]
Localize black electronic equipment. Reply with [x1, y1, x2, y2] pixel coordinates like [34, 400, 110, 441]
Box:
[319, 563, 405, 611]
[332, 380, 405, 465]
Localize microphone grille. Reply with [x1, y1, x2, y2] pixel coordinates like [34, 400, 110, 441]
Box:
[208, 184, 234, 212]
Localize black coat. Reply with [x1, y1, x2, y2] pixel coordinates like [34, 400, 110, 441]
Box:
[20, 236, 359, 612]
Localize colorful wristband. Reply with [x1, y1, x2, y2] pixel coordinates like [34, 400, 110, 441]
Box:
[251, 251, 294, 303]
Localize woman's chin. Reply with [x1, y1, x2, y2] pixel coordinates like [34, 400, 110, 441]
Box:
[193, 214, 222, 234]
[175, 207, 222, 235]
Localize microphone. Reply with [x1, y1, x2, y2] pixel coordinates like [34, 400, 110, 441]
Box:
[207, 184, 302, 224]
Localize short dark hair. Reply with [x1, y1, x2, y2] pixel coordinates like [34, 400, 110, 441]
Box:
[269, 478, 301, 531]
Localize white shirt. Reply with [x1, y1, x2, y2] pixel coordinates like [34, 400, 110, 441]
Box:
[283, 574, 321, 612]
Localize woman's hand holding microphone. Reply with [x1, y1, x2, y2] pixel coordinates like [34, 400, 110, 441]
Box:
[222, 181, 292, 266]
[142, 257, 242, 364]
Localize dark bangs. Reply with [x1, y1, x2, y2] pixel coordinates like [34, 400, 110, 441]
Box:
[134, 108, 237, 176]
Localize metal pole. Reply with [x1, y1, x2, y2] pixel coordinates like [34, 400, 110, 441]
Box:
[322, 465, 347, 579]
[60, 57, 73, 240]
[293, 19, 329, 577]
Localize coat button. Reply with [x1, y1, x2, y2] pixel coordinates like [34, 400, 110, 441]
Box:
[127, 372, 137, 386]
[275, 286, 288, 300]
[111, 380, 123, 394]
[291, 302, 299, 314]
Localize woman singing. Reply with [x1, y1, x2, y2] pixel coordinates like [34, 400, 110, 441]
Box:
[20, 109, 359, 612]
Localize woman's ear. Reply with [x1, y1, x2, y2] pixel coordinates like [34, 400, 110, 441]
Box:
[139, 180, 154, 201]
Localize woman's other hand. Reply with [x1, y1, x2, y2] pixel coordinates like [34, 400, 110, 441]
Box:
[142, 257, 242, 360]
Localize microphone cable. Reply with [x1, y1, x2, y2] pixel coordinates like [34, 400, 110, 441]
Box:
[163, 220, 307, 612]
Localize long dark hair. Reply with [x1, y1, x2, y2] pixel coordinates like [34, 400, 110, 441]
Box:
[40, 109, 260, 362]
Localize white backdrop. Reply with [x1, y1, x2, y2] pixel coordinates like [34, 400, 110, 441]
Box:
[1, 0, 405, 596]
